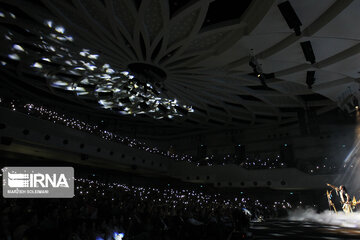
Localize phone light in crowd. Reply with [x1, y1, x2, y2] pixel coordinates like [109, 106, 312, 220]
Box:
[96, 237, 104, 240]
[113, 232, 125, 240]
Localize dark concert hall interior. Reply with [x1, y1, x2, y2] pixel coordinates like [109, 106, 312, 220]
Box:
[2, 0, 360, 239]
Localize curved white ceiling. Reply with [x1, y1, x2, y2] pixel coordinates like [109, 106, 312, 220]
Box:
[0, 0, 359, 128]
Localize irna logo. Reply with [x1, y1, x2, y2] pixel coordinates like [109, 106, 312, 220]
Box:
[2, 167, 74, 198]
[8, 172, 69, 188]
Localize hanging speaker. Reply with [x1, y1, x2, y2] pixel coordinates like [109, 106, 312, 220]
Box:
[278, 1, 302, 35]
[300, 41, 316, 64]
[306, 71, 316, 89]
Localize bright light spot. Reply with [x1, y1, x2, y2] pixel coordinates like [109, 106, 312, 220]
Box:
[51, 80, 69, 87]
[119, 111, 130, 115]
[98, 99, 113, 108]
[88, 54, 99, 59]
[55, 26, 65, 34]
[100, 74, 111, 79]
[45, 20, 53, 28]
[86, 65, 97, 71]
[77, 92, 89, 96]
[113, 232, 124, 240]
[31, 62, 43, 69]
[121, 71, 129, 76]
[1, 61, 6, 66]
[106, 68, 115, 74]
[9, 13, 16, 19]
[0, 11, 4, 18]
[12, 44, 24, 52]
[74, 67, 86, 71]
[80, 78, 90, 84]
[56, 36, 68, 41]
[41, 57, 51, 62]
[8, 53, 20, 60]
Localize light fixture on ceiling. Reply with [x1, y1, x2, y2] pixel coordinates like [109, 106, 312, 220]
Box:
[249, 50, 275, 87]
[1, 16, 194, 119]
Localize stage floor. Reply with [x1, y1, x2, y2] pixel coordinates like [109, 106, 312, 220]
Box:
[251, 220, 360, 239]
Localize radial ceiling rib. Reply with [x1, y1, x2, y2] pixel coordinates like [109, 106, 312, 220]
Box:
[226, 0, 353, 69]
[0, 0, 355, 127]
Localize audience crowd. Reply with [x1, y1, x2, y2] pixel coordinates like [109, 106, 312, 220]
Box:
[0, 96, 193, 162]
[0, 175, 294, 240]
[197, 153, 286, 169]
[0, 96, 341, 173]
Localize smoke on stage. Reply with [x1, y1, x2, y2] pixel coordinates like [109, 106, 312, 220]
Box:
[287, 208, 360, 228]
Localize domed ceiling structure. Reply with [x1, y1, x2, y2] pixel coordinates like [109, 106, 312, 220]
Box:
[0, 0, 359, 128]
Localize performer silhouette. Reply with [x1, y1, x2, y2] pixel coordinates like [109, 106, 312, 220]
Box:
[327, 184, 351, 213]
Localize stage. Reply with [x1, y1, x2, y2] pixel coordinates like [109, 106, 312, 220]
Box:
[251, 220, 360, 239]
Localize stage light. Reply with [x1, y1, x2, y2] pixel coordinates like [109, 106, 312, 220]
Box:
[249, 53, 274, 87]
[278, 1, 302, 36]
[301, 41, 316, 64]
